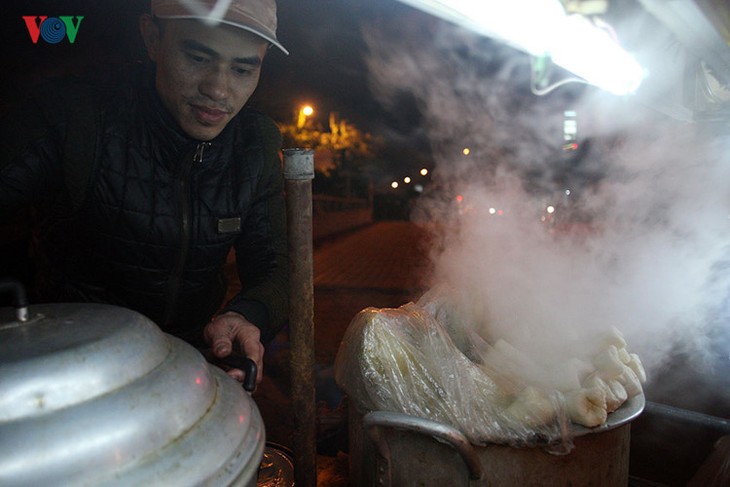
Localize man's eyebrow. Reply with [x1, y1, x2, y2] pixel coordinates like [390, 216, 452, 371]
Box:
[181, 39, 262, 66]
[233, 55, 261, 66]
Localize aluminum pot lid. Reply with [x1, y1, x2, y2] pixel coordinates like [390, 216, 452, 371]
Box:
[0, 303, 265, 486]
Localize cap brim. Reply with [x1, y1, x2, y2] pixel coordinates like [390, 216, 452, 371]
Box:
[155, 14, 289, 55]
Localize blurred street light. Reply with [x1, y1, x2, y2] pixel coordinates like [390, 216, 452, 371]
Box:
[462, 147, 471, 156]
[297, 104, 315, 129]
[404, 177, 411, 184]
[420, 168, 429, 176]
[391, 181, 399, 189]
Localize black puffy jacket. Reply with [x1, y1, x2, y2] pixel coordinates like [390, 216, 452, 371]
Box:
[0, 65, 288, 344]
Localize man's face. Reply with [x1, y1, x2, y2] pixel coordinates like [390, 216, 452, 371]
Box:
[143, 18, 267, 141]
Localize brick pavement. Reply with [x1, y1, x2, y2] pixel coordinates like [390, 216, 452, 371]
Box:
[225, 220, 431, 369]
[312, 221, 431, 365]
[313, 221, 431, 292]
[225, 220, 431, 485]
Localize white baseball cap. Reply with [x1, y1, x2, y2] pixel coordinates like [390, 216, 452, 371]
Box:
[151, 0, 288, 54]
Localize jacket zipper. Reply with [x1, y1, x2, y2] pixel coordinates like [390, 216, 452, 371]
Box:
[161, 142, 210, 327]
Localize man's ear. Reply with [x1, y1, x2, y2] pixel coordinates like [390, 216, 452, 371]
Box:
[139, 13, 161, 62]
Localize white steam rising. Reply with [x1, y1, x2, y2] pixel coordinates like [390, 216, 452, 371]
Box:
[362, 12, 730, 396]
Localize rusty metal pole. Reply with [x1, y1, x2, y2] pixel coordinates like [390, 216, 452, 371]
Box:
[283, 148, 317, 487]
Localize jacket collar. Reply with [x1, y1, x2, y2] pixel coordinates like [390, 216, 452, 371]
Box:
[139, 66, 236, 169]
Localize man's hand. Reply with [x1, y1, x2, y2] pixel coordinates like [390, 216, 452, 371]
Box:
[203, 311, 264, 386]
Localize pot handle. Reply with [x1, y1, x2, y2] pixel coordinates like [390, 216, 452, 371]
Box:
[200, 349, 258, 392]
[216, 353, 258, 392]
[363, 411, 485, 481]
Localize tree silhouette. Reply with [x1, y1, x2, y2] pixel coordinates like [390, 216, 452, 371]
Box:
[279, 112, 383, 197]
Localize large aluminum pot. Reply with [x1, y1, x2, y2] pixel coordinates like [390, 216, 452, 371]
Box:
[0, 302, 265, 486]
[349, 394, 645, 486]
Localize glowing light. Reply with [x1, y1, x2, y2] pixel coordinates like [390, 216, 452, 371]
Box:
[393, 0, 646, 95]
[414, 184, 424, 192]
[404, 177, 412, 183]
[462, 147, 471, 156]
[420, 168, 429, 176]
[456, 194, 464, 202]
[489, 207, 496, 215]
[552, 14, 646, 95]
[391, 181, 399, 189]
[565, 189, 571, 196]
[195, 377, 202, 385]
[296, 104, 315, 128]
[498, 209, 503, 216]
[546, 205, 555, 214]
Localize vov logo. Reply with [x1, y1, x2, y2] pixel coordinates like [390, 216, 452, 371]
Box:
[22, 16, 84, 44]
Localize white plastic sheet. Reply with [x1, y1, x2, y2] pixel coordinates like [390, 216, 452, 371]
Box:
[334, 294, 646, 446]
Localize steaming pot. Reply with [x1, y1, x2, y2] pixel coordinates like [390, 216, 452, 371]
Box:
[349, 394, 645, 486]
[0, 302, 265, 486]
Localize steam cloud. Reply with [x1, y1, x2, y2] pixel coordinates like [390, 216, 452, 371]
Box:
[362, 10, 730, 403]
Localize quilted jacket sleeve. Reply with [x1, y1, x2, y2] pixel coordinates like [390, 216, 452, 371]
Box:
[221, 114, 289, 343]
[0, 84, 67, 218]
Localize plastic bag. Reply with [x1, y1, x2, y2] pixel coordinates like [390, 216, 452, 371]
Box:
[334, 294, 646, 446]
[334, 302, 566, 446]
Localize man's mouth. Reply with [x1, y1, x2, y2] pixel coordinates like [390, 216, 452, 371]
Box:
[191, 104, 229, 125]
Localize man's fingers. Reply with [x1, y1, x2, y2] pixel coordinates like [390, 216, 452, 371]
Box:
[239, 339, 264, 384]
[211, 334, 233, 356]
[226, 368, 246, 383]
[203, 313, 264, 384]
[204, 317, 242, 357]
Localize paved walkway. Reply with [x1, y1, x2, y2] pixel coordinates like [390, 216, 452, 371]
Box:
[228, 221, 431, 485]
[226, 220, 431, 366]
[313, 221, 431, 292]
[311, 221, 431, 364]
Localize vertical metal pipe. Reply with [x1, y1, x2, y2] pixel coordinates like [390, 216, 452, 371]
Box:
[283, 148, 317, 487]
[0, 279, 29, 322]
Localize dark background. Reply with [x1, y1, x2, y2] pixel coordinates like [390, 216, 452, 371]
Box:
[1, 0, 433, 166]
[0, 0, 435, 297]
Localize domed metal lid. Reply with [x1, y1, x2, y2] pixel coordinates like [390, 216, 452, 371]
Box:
[0, 303, 264, 486]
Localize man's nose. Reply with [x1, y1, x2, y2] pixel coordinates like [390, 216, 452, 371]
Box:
[199, 66, 229, 101]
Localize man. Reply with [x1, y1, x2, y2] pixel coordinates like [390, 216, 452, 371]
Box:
[0, 0, 290, 386]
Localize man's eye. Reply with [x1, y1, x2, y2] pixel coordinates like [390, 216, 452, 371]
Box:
[186, 52, 208, 64]
[233, 66, 254, 76]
